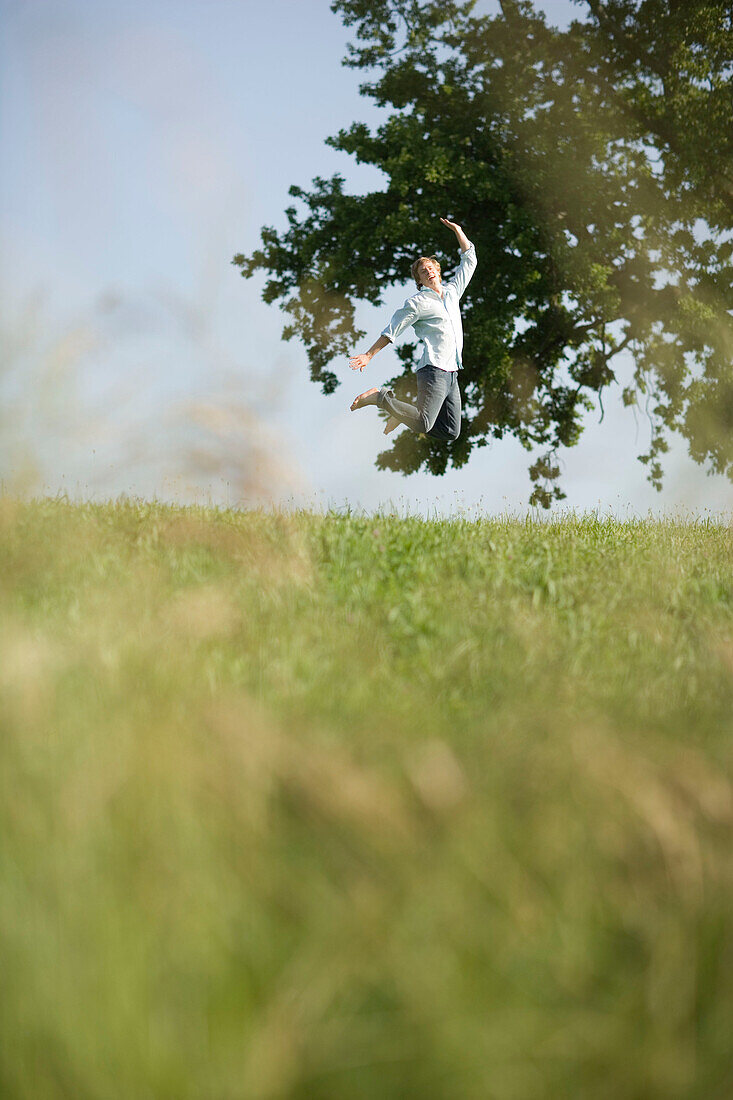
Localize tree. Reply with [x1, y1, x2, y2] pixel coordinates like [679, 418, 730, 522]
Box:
[233, 0, 733, 507]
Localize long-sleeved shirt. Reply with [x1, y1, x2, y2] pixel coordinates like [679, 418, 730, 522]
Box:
[380, 243, 477, 372]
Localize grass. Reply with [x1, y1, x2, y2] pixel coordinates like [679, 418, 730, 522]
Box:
[1, 496, 732, 1099]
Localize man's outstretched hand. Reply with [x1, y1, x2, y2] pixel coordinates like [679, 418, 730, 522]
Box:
[349, 335, 390, 372]
[440, 217, 462, 233]
[440, 217, 471, 252]
[349, 353, 371, 373]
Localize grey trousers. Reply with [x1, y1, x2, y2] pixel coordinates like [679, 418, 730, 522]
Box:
[378, 366, 462, 440]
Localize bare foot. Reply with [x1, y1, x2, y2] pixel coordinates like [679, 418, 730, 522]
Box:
[383, 416, 400, 435]
[350, 387, 380, 412]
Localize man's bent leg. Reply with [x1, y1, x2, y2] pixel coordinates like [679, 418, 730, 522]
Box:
[426, 372, 462, 440]
[378, 368, 451, 434]
[376, 386, 424, 431]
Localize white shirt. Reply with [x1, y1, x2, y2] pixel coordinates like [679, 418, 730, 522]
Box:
[380, 243, 477, 372]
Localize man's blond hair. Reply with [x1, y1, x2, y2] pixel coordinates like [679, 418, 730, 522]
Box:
[411, 255, 441, 289]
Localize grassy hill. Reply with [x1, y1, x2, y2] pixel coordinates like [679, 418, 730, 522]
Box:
[1, 498, 732, 1099]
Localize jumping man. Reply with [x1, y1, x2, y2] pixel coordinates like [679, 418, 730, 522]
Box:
[349, 217, 477, 438]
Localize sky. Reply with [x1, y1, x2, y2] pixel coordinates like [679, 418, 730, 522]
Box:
[1, 0, 731, 517]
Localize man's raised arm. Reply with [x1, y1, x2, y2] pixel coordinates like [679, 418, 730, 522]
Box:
[440, 217, 476, 299]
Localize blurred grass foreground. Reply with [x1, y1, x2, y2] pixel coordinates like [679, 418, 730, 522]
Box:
[1, 497, 732, 1099]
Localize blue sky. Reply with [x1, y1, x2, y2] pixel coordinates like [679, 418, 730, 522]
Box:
[1, 0, 730, 516]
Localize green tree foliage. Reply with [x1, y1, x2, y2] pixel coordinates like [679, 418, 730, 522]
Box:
[233, 1, 733, 506]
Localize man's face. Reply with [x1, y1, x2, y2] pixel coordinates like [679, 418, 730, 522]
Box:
[418, 259, 441, 290]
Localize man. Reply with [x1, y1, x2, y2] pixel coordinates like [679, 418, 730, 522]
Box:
[349, 217, 477, 439]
